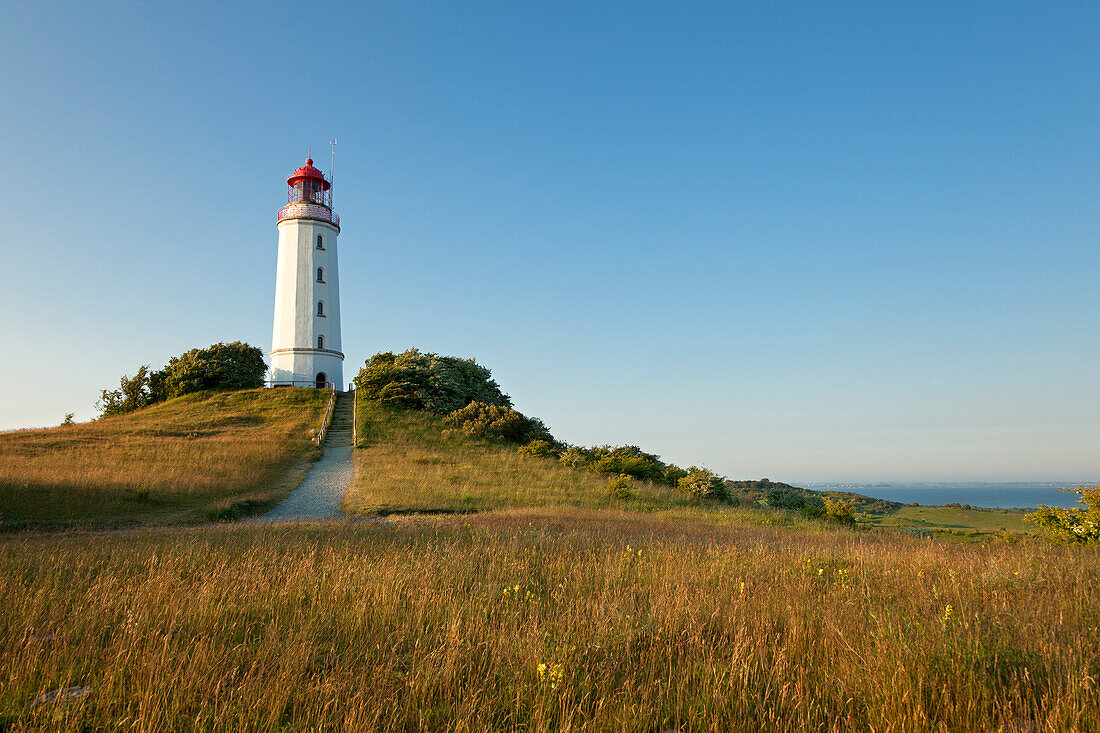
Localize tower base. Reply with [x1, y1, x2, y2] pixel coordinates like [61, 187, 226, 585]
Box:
[269, 349, 344, 390]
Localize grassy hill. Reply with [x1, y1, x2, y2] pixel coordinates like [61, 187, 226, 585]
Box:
[0, 388, 328, 528]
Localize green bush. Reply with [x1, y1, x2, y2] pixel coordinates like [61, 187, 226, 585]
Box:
[801, 496, 827, 518]
[766, 485, 808, 510]
[443, 402, 553, 445]
[97, 343, 267, 418]
[1026, 487, 1100, 544]
[97, 365, 155, 418]
[765, 485, 828, 516]
[518, 439, 564, 458]
[558, 444, 683, 485]
[677, 467, 730, 501]
[607, 474, 634, 499]
[824, 497, 856, 524]
[663, 465, 689, 486]
[154, 342, 267, 400]
[355, 349, 510, 414]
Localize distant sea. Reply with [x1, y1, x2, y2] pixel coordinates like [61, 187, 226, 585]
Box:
[803, 483, 1096, 509]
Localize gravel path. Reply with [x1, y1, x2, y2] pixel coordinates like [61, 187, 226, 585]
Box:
[260, 392, 355, 522]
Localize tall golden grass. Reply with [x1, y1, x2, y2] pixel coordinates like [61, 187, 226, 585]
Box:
[0, 510, 1096, 731]
[346, 399, 698, 514]
[0, 388, 327, 527]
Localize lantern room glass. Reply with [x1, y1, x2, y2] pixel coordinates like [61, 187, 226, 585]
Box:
[288, 180, 332, 207]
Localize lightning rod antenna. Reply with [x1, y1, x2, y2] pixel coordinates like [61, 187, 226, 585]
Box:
[329, 137, 338, 194]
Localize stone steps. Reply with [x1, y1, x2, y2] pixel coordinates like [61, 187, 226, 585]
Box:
[323, 392, 355, 447]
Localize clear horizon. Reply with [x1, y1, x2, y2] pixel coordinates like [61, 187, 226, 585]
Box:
[1, 1, 1097, 484]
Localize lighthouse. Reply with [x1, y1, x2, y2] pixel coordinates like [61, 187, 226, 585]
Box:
[270, 157, 344, 389]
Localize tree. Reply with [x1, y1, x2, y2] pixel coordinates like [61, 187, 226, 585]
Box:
[97, 365, 154, 418]
[354, 349, 510, 413]
[1026, 487, 1100, 545]
[96, 342, 267, 418]
[156, 342, 267, 399]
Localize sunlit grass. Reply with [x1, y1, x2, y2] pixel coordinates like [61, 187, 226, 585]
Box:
[0, 510, 1096, 730]
[0, 388, 328, 527]
[345, 398, 703, 514]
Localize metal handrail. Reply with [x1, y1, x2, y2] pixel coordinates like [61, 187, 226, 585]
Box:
[350, 385, 357, 447]
[265, 379, 336, 388]
[312, 383, 337, 446]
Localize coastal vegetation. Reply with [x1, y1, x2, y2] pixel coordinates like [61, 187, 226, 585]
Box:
[1026, 486, 1100, 544]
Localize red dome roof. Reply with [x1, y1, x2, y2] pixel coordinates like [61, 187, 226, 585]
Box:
[287, 157, 331, 190]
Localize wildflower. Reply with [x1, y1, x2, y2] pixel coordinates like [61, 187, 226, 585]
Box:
[537, 662, 564, 690]
[817, 568, 824, 576]
[739, 581, 746, 597]
[942, 604, 953, 624]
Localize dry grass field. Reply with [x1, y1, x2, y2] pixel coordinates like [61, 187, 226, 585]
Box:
[1, 510, 1097, 731]
[344, 398, 700, 514]
[2, 389, 1095, 730]
[0, 388, 328, 528]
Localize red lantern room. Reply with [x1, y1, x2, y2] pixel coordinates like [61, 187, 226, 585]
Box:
[286, 157, 332, 208]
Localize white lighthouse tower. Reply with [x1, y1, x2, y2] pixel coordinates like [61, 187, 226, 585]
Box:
[270, 156, 344, 389]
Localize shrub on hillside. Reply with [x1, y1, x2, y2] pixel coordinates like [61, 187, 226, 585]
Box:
[559, 444, 683, 485]
[154, 342, 267, 400]
[355, 349, 510, 414]
[766, 485, 827, 517]
[97, 342, 267, 418]
[97, 365, 156, 418]
[677, 467, 730, 501]
[607, 474, 635, 499]
[824, 497, 856, 524]
[518, 439, 564, 458]
[1026, 487, 1100, 544]
[663, 465, 689, 486]
[444, 402, 553, 445]
[766, 485, 808, 510]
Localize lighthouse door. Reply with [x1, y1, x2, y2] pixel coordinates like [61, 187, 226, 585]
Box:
[315, 372, 327, 389]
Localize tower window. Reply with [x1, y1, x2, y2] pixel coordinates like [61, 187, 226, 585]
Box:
[317, 335, 325, 350]
[316, 234, 324, 250]
[317, 300, 324, 316]
[316, 267, 324, 282]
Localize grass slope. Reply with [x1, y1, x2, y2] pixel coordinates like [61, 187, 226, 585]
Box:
[1, 512, 1097, 731]
[0, 388, 328, 528]
[344, 398, 703, 514]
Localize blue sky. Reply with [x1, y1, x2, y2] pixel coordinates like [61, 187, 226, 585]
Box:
[1, 1, 1097, 483]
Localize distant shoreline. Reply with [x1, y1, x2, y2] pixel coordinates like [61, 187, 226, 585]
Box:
[804, 483, 1092, 510]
